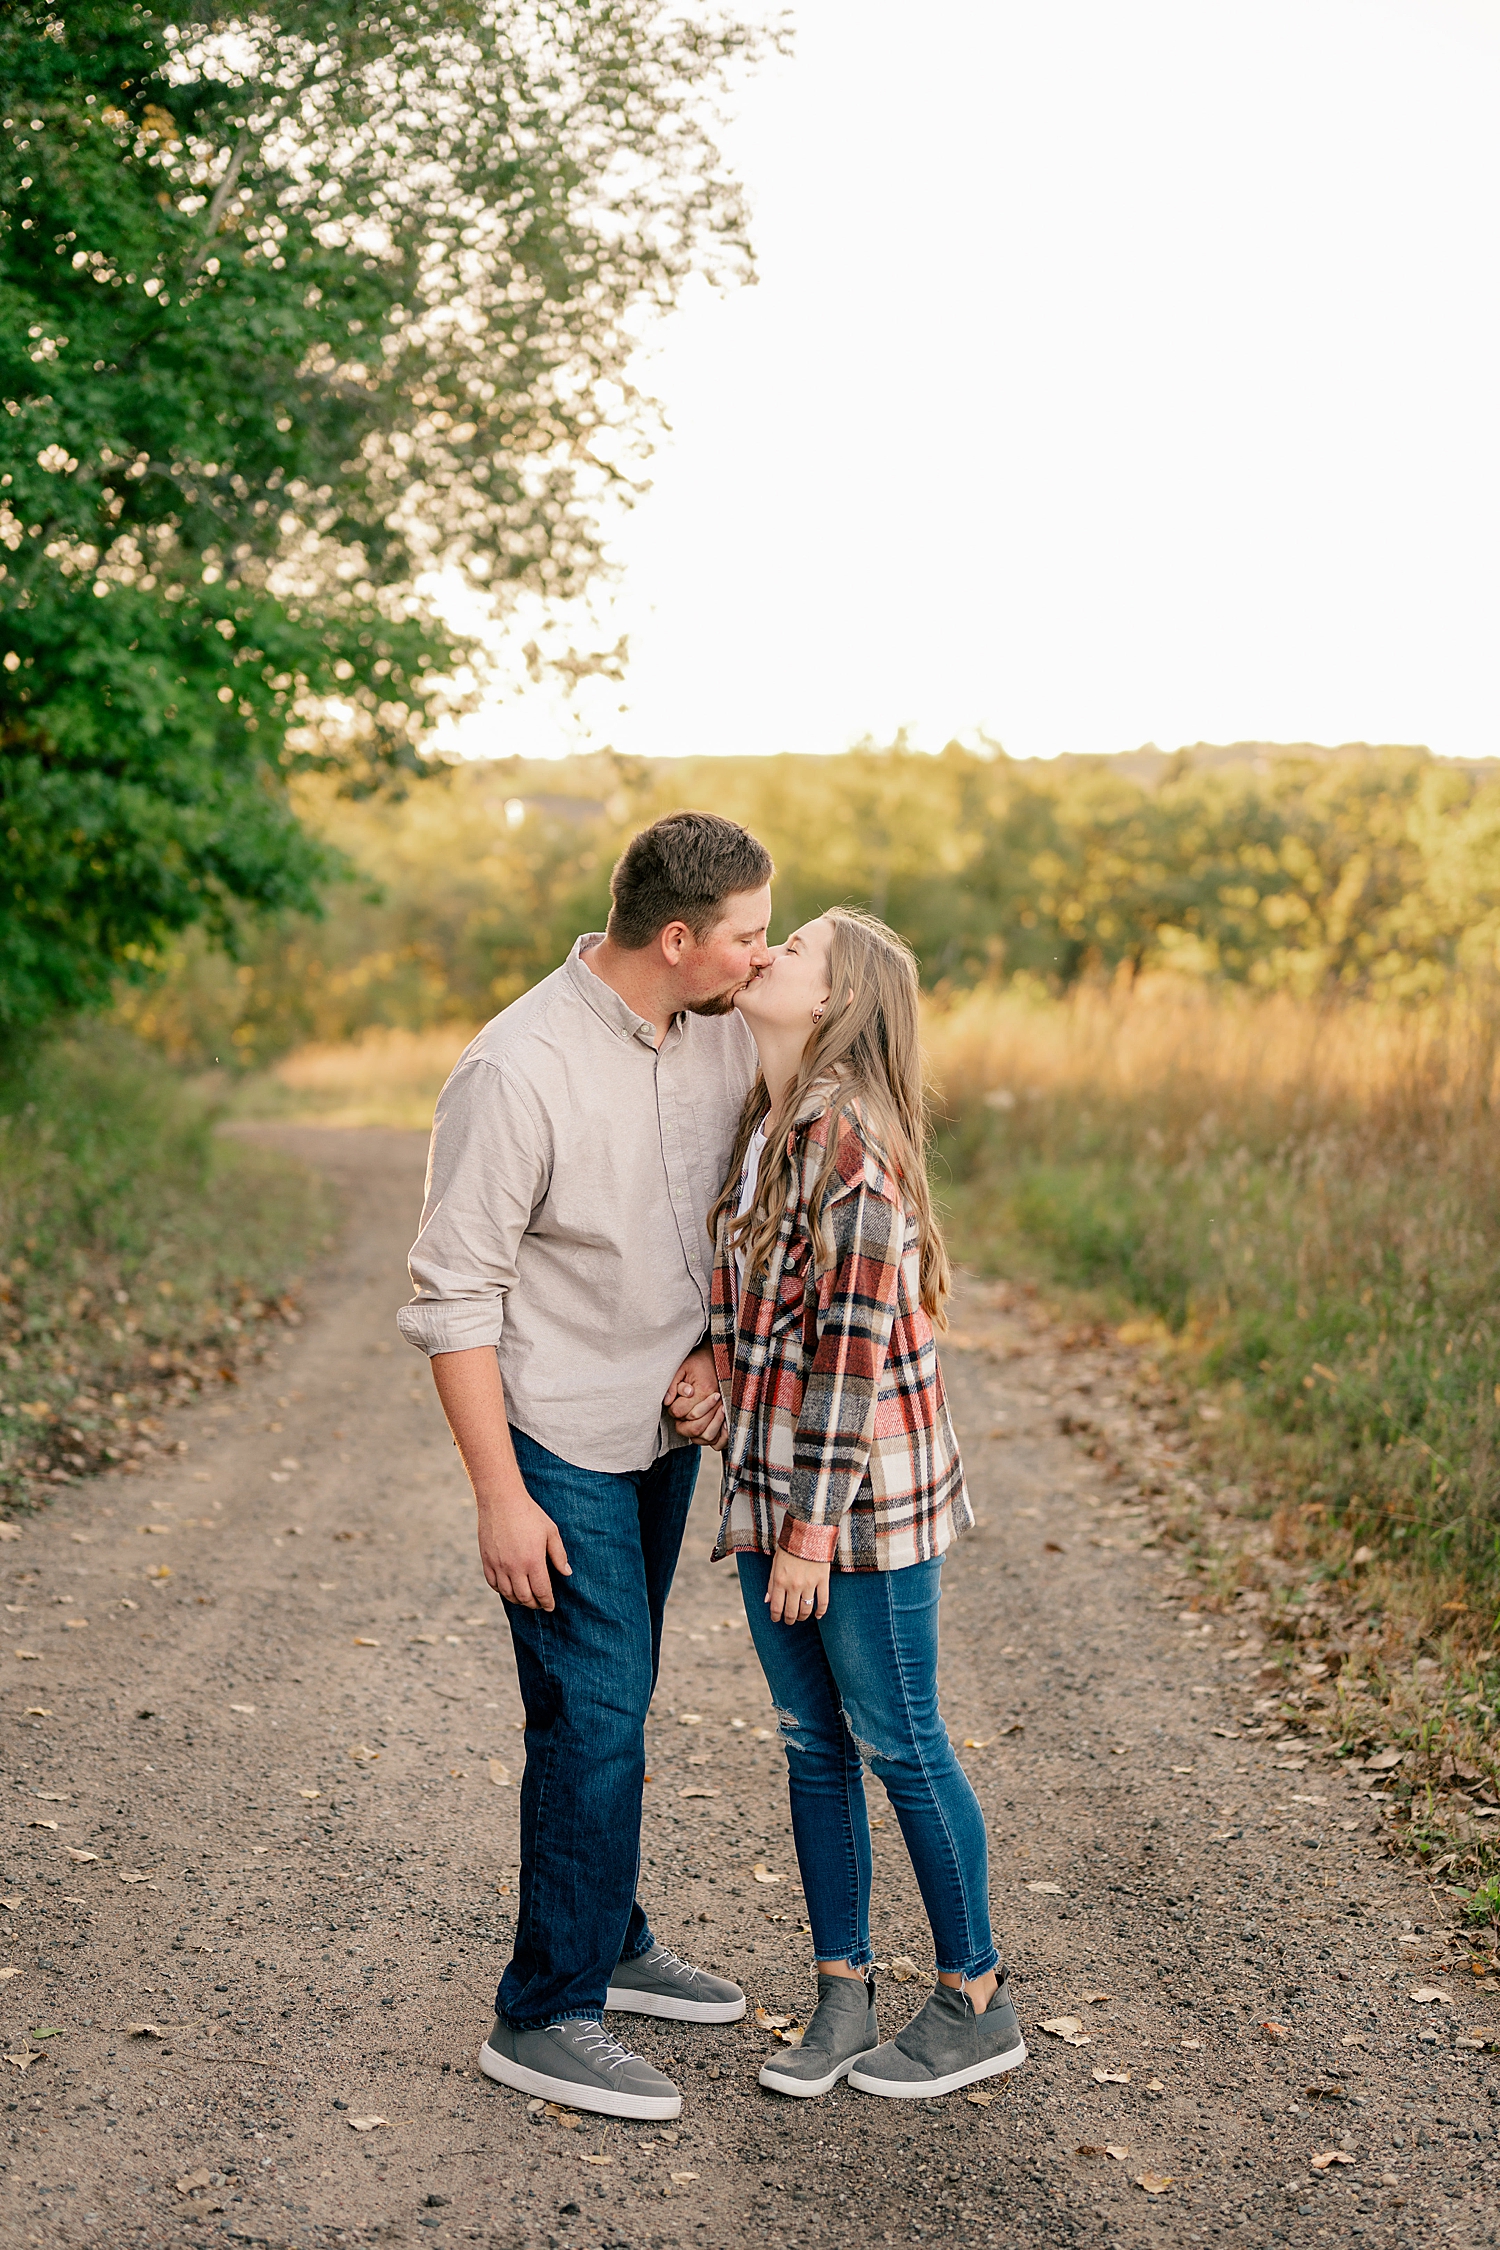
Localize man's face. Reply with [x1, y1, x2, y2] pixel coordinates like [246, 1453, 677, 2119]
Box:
[672, 884, 774, 1016]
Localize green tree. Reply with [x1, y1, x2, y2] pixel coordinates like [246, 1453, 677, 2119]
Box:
[0, 0, 770, 1028]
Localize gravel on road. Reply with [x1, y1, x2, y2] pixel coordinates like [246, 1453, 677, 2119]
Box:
[2, 1126, 1497, 2250]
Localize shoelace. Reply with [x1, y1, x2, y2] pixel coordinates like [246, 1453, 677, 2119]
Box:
[573, 2025, 648, 2077]
[649, 1947, 703, 1985]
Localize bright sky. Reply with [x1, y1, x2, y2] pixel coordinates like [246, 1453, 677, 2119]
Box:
[443, 0, 1500, 766]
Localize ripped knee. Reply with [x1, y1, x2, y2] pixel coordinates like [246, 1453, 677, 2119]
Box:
[772, 1704, 806, 1754]
[840, 1704, 891, 1767]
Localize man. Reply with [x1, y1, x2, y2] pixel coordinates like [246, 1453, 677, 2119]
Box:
[398, 810, 772, 2121]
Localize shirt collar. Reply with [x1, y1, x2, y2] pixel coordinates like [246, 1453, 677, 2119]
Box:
[565, 934, 669, 1048]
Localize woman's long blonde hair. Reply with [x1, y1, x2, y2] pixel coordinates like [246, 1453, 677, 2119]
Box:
[708, 907, 951, 1321]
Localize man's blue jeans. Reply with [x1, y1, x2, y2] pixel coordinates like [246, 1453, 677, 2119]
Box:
[497, 1426, 699, 2029]
[737, 1552, 998, 1981]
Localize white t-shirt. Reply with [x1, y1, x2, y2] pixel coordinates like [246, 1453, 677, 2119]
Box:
[732, 1120, 769, 1300]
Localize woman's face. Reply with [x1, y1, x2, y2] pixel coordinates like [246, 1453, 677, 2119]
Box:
[734, 916, 833, 1036]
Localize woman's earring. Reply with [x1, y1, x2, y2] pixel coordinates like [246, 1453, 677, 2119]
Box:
[812, 1006, 824, 1025]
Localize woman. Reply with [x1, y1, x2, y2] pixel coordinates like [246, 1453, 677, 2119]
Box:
[706, 908, 1025, 2101]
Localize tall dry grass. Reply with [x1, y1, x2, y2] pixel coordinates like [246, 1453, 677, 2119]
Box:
[229, 1023, 479, 1132]
[925, 977, 1500, 1633]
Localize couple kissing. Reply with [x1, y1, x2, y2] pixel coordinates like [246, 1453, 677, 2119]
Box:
[398, 811, 1026, 2120]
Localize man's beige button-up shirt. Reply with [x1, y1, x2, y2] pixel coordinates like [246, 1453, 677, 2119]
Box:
[397, 936, 757, 1473]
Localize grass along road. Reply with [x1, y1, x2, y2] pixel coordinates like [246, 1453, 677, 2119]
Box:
[0, 1126, 1495, 2250]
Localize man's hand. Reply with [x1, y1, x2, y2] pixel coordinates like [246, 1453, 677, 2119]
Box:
[476, 1487, 572, 1611]
[429, 1346, 572, 1610]
[665, 1344, 726, 1451]
[766, 1549, 831, 1624]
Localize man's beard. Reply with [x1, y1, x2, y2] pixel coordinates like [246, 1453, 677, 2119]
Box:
[685, 989, 738, 1018]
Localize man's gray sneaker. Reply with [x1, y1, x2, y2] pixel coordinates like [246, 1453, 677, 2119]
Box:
[478, 2014, 682, 2120]
[848, 1974, 1026, 2099]
[605, 1945, 746, 2025]
[759, 1972, 879, 2098]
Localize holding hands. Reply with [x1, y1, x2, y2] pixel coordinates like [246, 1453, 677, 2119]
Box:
[664, 1344, 727, 1450]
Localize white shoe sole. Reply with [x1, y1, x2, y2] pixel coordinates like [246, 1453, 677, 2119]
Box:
[848, 2037, 1028, 2100]
[604, 1985, 747, 2025]
[477, 2039, 683, 2120]
[758, 2047, 877, 2098]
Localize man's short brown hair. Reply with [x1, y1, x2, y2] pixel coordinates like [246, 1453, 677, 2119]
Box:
[606, 811, 773, 951]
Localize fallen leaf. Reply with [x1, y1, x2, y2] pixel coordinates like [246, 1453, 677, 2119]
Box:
[1026, 1881, 1064, 1895]
[26, 1819, 57, 1831]
[754, 2007, 793, 2031]
[0, 1897, 19, 1911]
[1409, 1986, 1451, 2004]
[0, 1524, 20, 1542]
[0, 1967, 21, 1983]
[1260, 2021, 1292, 2043]
[126, 2022, 164, 2038]
[1135, 2172, 1173, 2196]
[229, 1704, 256, 1715]
[678, 1714, 703, 1727]
[1039, 2016, 1091, 2047]
[23, 1709, 50, 1718]
[670, 2171, 699, 2184]
[1364, 1747, 1405, 1771]
[544, 2104, 582, 2128]
[999, 1719, 1024, 1735]
[14, 1650, 41, 1662]
[352, 1637, 380, 1648]
[966, 2090, 995, 2107]
[488, 1760, 511, 1788]
[1273, 1759, 1308, 1773]
[146, 1565, 170, 1581]
[175, 2169, 212, 2195]
[1075, 2142, 1104, 2157]
[63, 1848, 98, 1864]
[1211, 1727, 1239, 1739]
[751, 1863, 783, 1885]
[1082, 1991, 1114, 2004]
[963, 1738, 991, 1749]
[348, 2114, 388, 2132]
[1146, 2078, 1165, 2092]
[1180, 2038, 1202, 2051]
[679, 1786, 720, 1799]
[346, 1744, 380, 1765]
[118, 1871, 155, 1885]
[139, 1524, 172, 1536]
[1092, 2069, 1130, 2084]
[1105, 2144, 1130, 2161]
[579, 2153, 613, 2166]
[299, 1788, 321, 1801]
[888, 1956, 928, 1983]
[1457, 2027, 1498, 2050]
[772, 2024, 805, 2047]
[1310, 2149, 1356, 2170]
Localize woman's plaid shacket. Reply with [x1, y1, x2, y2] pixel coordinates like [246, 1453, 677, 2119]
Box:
[709, 1091, 972, 1572]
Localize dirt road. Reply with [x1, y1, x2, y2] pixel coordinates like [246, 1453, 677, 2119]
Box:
[3, 1127, 1497, 2250]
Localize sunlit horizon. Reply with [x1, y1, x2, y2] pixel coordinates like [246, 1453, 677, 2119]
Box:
[434, 0, 1500, 769]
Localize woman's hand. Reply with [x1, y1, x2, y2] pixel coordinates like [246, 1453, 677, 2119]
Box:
[766, 1549, 831, 1624]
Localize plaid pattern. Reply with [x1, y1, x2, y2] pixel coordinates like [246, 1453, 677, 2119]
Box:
[710, 1093, 971, 1572]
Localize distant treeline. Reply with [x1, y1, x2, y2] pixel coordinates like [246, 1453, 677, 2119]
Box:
[122, 739, 1500, 1066]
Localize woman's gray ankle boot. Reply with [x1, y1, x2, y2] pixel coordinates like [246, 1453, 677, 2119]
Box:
[758, 1972, 879, 2098]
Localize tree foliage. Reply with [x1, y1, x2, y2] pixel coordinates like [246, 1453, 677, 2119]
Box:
[0, 0, 770, 1026]
[120, 740, 1500, 1067]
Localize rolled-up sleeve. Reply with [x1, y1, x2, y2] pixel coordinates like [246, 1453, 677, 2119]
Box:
[396, 1058, 551, 1359]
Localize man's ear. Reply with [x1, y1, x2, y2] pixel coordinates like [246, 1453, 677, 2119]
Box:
[658, 919, 693, 966]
